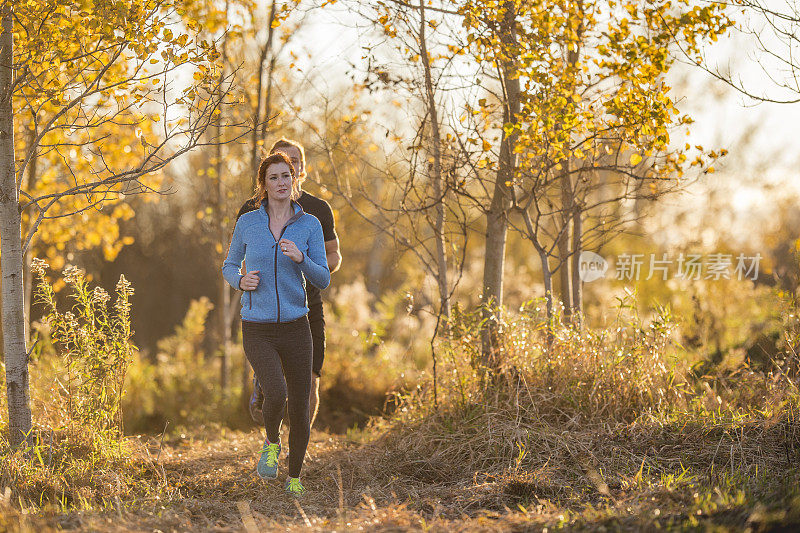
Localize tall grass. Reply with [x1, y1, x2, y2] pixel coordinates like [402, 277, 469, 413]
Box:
[332, 293, 800, 528]
[0, 261, 162, 511]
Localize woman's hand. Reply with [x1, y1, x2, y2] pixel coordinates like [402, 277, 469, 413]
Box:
[240, 270, 260, 290]
[279, 239, 303, 263]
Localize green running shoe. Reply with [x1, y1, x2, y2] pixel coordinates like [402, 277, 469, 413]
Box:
[285, 477, 306, 496]
[257, 439, 280, 479]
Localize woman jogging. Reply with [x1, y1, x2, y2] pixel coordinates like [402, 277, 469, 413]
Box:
[222, 151, 330, 496]
[241, 138, 341, 429]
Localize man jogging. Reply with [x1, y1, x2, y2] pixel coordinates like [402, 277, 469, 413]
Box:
[236, 138, 341, 428]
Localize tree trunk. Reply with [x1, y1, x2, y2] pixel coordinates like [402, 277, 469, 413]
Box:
[522, 210, 554, 350]
[1, 4, 33, 446]
[540, 247, 555, 352]
[216, 134, 231, 392]
[558, 169, 573, 320]
[571, 203, 583, 328]
[217, 0, 231, 393]
[419, 0, 450, 322]
[562, 5, 584, 324]
[250, 0, 277, 190]
[480, 1, 520, 370]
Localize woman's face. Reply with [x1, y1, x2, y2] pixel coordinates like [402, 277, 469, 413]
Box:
[264, 162, 294, 202]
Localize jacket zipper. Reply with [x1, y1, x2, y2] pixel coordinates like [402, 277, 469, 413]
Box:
[273, 240, 280, 322]
[273, 224, 292, 322]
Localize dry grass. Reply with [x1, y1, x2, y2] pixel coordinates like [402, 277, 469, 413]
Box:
[2, 299, 800, 531]
[6, 412, 793, 532]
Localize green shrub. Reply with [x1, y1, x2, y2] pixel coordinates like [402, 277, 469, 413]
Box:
[0, 260, 160, 510]
[28, 258, 135, 436]
[122, 296, 248, 433]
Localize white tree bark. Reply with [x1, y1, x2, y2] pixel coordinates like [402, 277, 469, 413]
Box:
[1, 3, 32, 446]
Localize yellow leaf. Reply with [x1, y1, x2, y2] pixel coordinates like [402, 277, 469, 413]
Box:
[482, 140, 491, 151]
[630, 153, 642, 166]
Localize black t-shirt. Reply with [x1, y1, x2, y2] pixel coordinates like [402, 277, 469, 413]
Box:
[236, 192, 337, 242]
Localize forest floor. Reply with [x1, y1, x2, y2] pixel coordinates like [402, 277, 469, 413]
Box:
[6, 420, 800, 533]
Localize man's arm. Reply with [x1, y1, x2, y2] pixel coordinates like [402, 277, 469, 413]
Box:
[325, 237, 341, 274]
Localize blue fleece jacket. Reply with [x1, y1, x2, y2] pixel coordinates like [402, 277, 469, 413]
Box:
[222, 199, 330, 323]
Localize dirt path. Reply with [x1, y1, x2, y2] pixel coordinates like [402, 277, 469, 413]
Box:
[136, 428, 364, 531]
[5, 424, 521, 532]
[11, 421, 799, 532]
[75, 427, 503, 532]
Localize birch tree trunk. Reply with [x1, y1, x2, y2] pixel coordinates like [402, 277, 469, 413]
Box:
[250, 0, 277, 187]
[571, 203, 583, 328]
[1, 3, 33, 446]
[216, 133, 231, 392]
[558, 168, 573, 320]
[216, 0, 231, 393]
[480, 1, 520, 370]
[564, 9, 584, 325]
[419, 0, 450, 322]
[521, 210, 555, 350]
[557, 13, 583, 323]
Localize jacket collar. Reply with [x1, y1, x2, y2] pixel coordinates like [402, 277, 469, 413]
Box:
[260, 198, 305, 225]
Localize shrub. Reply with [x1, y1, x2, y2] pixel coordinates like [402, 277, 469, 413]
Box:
[345, 293, 800, 519]
[122, 296, 249, 433]
[0, 260, 160, 510]
[28, 258, 135, 436]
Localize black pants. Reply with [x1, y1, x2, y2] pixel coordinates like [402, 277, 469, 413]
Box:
[242, 316, 312, 478]
[307, 285, 326, 376]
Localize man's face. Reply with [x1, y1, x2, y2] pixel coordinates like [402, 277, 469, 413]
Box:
[279, 146, 304, 177]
